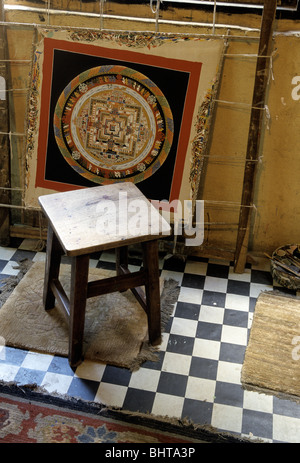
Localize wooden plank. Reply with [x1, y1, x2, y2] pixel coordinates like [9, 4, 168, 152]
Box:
[50, 278, 70, 319]
[117, 264, 147, 311]
[10, 224, 48, 240]
[39, 183, 171, 256]
[69, 254, 89, 367]
[234, 0, 277, 273]
[43, 224, 63, 310]
[87, 268, 147, 299]
[142, 240, 161, 345]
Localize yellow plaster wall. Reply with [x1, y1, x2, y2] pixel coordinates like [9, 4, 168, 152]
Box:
[3, 2, 300, 256]
[251, 33, 300, 254]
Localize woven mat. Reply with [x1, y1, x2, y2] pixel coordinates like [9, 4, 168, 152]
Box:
[0, 262, 179, 371]
[241, 291, 300, 401]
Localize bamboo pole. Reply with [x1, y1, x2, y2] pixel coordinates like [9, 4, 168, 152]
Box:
[234, 0, 277, 273]
[0, 0, 11, 246]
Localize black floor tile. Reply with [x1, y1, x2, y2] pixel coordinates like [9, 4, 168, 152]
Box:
[166, 333, 195, 355]
[196, 321, 222, 341]
[214, 381, 244, 407]
[223, 308, 249, 328]
[174, 301, 201, 320]
[201, 290, 226, 307]
[157, 371, 188, 397]
[189, 357, 218, 380]
[123, 388, 156, 414]
[207, 263, 229, 279]
[242, 409, 273, 440]
[227, 280, 250, 296]
[181, 273, 205, 289]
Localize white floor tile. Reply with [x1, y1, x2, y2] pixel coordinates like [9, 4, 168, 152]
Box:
[162, 352, 191, 376]
[204, 276, 228, 293]
[248, 312, 254, 329]
[0, 345, 5, 361]
[88, 258, 99, 268]
[199, 305, 224, 324]
[273, 414, 300, 443]
[243, 390, 273, 414]
[178, 286, 203, 304]
[99, 251, 115, 262]
[160, 269, 183, 284]
[129, 367, 161, 392]
[184, 260, 208, 275]
[151, 392, 184, 419]
[208, 258, 231, 266]
[41, 372, 73, 394]
[17, 239, 36, 250]
[170, 317, 198, 338]
[216, 361, 242, 385]
[21, 351, 54, 371]
[185, 377, 216, 402]
[221, 325, 248, 346]
[250, 283, 273, 298]
[74, 360, 106, 381]
[225, 293, 250, 312]
[228, 267, 251, 282]
[94, 383, 128, 408]
[211, 403, 243, 434]
[159, 332, 170, 352]
[0, 363, 19, 382]
[192, 338, 221, 361]
[32, 252, 46, 263]
[128, 264, 141, 272]
[0, 247, 16, 261]
[1, 261, 20, 276]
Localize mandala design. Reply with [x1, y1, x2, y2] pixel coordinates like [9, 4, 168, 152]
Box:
[54, 65, 174, 184]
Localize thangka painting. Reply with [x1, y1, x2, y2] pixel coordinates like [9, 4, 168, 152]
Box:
[24, 29, 224, 208]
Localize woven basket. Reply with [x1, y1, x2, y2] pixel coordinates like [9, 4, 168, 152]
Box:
[270, 244, 300, 291]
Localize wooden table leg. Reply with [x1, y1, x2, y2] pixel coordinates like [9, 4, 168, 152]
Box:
[116, 245, 128, 276]
[43, 224, 63, 310]
[142, 240, 161, 346]
[69, 254, 90, 368]
[116, 246, 129, 294]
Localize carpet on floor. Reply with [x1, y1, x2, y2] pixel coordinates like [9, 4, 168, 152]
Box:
[0, 382, 253, 443]
[241, 291, 300, 401]
[0, 261, 179, 371]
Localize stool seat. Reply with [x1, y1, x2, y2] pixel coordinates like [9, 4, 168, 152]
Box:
[39, 183, 171, 368]
[39, 182, 170, 256]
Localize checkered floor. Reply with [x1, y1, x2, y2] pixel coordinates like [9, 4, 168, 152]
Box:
[1, 238, 300, 443]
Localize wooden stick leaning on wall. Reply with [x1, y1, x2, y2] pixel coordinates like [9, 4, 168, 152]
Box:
[0, 0, 11, 246]
[234, 0, 277, 273]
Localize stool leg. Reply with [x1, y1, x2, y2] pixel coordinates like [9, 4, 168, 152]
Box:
[43, 224, 63, 310]
[69, 254, 89, 368]
[142, 240, 161, 346]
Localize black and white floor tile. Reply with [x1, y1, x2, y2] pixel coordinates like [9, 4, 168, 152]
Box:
[1, 238, 300, 443]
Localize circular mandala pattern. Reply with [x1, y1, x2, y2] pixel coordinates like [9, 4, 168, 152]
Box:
[53, 65, 174, 184]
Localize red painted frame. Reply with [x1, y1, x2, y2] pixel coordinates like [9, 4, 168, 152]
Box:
[35, 38, 202, 203]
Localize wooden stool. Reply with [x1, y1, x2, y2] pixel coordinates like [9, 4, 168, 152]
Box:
[39, 183, 171, 368]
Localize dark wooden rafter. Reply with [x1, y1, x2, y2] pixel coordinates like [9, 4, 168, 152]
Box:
[234, 0, 277, 273]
